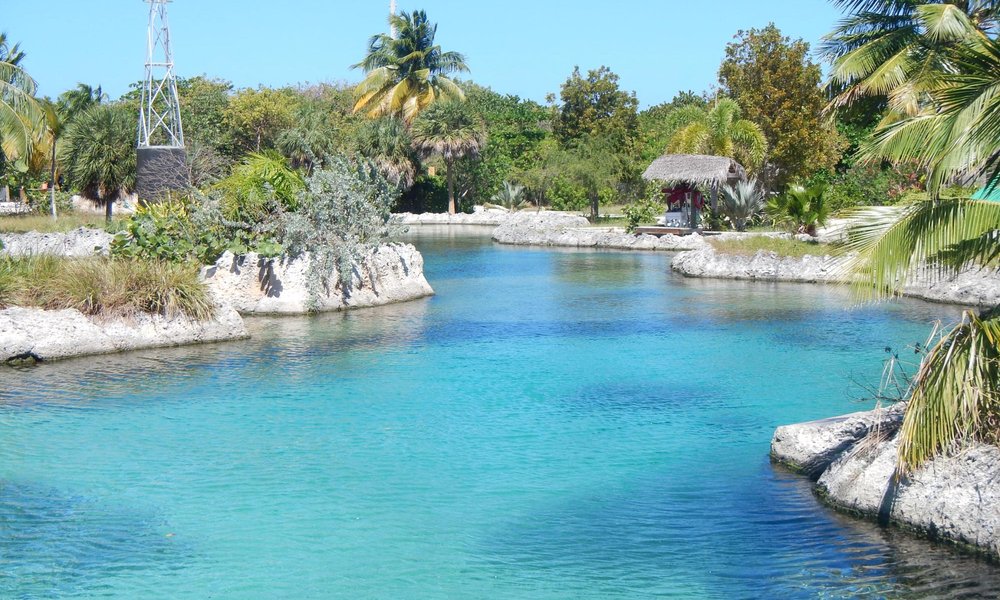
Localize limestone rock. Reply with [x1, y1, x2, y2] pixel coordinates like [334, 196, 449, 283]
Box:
[491, 211, 709, 251]
[771, 404, 905, 479]
[394, 207, 511, 226]
[817, 435, 1000, 557]
[202, 243, 434, 315]
[0, 227, 113, 257]
[0, 305, 248, 363]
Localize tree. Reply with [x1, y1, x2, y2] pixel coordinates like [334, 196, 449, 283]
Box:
[0, 33, 42, 168]
[276, 103, 338, 175]
[61, 104, 136, 221]
[411, 101, 486, 214]
[177, 76, 233, 156]
[354, 116, 418, 189]
[666, 98, 767, 171]
[822, 0, 1000, 120]
[58, 83, 106, 117]
[553, 66, 639, 150]
[39, 83, 106, 218]
[638, 90, 710, 163]
[352, 10, 468, 124]
[223, 87, 295, 153]
[719, 24, 845, 189]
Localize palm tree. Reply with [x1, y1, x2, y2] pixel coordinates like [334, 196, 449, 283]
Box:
[352, 10, 468, 124]
[58, 83, 106, 117]
[39, 84, 105, 218]
[61, 104, 136, 221]
[666, 98, 767, 171]
[354, 116, 418, 189]
[411, 102, 486, 215]
[0, 33, 42, 169]
[822, 0, 1000, 119]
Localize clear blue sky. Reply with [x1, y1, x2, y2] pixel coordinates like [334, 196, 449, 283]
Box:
[6, 1, 844, 107]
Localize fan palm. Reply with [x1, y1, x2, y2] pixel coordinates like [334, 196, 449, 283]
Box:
[666, 98, 767, 171]
[61, 104, 136, 221]
[354, 116, 418, 189]
[411, 102, 486, 215]
[352, 10, 468, 124]
[823, 0, 999, 119]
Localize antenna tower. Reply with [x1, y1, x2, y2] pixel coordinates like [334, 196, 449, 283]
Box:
[390, 0, 398, 39]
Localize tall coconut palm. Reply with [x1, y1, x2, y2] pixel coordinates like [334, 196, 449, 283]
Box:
[823, 0, 1000, 119]
[666, 98, 767, 172]
[411, 101, 486, 215]
[354, 116, 418, 189]
[352, 10, 468, 124]
[0, 34, 43, 167]
[61, 104, 136, 222]
[39, 84, 105, 218]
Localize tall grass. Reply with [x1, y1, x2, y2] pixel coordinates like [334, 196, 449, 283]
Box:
[0, 256, 214, 321]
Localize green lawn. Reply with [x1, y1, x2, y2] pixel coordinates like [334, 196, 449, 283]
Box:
[0, 214, 126, 234]
[708, 236, 835, 258]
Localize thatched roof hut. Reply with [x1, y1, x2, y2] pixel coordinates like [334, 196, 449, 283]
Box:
[642, 154, 746, 186]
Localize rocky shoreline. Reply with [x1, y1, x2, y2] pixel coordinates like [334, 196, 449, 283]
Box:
[772, 405, 1000, 558]
[672, 246, 1000, 307]
[0, 230, 435, 363]
[490, 211, 710, 251]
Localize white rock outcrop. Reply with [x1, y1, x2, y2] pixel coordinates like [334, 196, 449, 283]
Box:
[772, 406, 1000, 558]
[202, 243, 434, 315]
[0, 305, 248, 363]
[395, 206, 511, 226]
[672, 247, 1000, 307]
[0, 227, 113, 257]
[491, 211, 711, 251]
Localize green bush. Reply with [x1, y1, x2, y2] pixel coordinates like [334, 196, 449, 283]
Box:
[822, 163, 923, 212]
[548, 177, 589, 211]
[111, 200, 230, 264]
[622, 194, 662, 233]
[766, 183, 830, 236]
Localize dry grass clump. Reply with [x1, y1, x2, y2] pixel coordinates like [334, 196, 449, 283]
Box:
[708, 236, 834, 258]
[0, 255, 214, 321]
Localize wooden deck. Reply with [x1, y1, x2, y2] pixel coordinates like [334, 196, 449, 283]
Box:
[635, 226, 697, 237]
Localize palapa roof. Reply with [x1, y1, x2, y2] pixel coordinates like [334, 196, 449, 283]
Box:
[642, 154, 746, 185]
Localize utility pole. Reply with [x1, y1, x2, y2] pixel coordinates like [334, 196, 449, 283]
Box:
[389, 0, 398, 39]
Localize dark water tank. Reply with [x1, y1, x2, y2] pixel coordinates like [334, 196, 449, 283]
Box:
[136, 146, 189, 202]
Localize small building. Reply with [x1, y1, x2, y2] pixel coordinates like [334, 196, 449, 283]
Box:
[641, 154, 746, 231]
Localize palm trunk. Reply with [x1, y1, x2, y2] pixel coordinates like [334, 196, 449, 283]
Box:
[49, 143, 58, 219]
[446, 158, 456, 215]
[590, 190, 599, 221]
[105, 190, 116, 222]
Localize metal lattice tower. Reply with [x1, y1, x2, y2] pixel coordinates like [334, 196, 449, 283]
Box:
[389, 0, 398, 39]
[138, 0, 184, 148]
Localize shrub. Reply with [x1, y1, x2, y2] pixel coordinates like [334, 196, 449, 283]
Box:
[282, 157, 404, 305]
[622, 194, 663, 233]
[548, 177, 589, 211]
[214, 151, 304, 223]
[0, 255, 213, 320]
[489, 180, 529, 211]
[112, 199, 229, 264]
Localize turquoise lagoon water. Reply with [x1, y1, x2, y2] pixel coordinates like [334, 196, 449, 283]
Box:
[2, 227, 999, 599]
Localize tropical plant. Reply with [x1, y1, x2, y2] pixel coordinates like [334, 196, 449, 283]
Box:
[352, 10, 468, 123]
[822, 0, 1000, 119]
[223, 87, 296, 153]
[354, 116, 418, 188]
[0, 34, 43, 166]
[411, 101, 486, 215]
[720, 178, 765, 231]
[215, 152, 303, 222]
[766, 183, 829, 235]
[622, 193, 663, 233]
[667, 98, 767, 171]
[111, 199, 228, 265]
[841, 197, 1000, 472]
[489, 180, 528, 211]
[60, 104, 136, 221]
[282, 157, 403, 303]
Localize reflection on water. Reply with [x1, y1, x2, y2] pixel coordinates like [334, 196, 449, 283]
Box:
[2, 227, 998, 599]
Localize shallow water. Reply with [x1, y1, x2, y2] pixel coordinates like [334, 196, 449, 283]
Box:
[2, 228, 998, 599]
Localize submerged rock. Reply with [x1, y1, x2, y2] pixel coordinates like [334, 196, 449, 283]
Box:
[0, 305, 248, 363]
[0, 227, 113, 257]
[773, 405, 1000, 558]
[202, 243, 434, 315]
